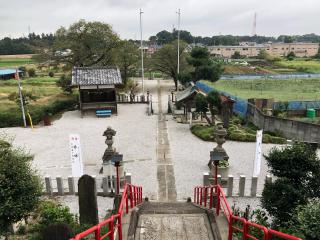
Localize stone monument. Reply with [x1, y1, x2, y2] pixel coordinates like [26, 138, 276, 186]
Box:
[78, 174, 99, 225]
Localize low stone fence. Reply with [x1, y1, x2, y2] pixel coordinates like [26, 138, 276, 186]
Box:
[203, 173, 272, 197]
[247, 103, 320, 143]
[43, 173, 132, 197]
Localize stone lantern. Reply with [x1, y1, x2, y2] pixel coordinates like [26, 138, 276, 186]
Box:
[102, 127, 116, 164]
[208, 123, 229, 184]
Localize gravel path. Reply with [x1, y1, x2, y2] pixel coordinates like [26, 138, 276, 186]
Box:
[1, 79, 285, 215]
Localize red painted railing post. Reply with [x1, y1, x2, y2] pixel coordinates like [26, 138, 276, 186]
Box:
[95, 225, 100, 240]
[200, 187, 203, 206]
[209, 186, 213, 209]
[216, 186, 220, 216]
[140, 187, 142, 203]
[109, 216, 114, 240]
[125, 187, 129, 214]
[228, 215, 233, 240]
[129, 184, 133, 208]
[118, 215, 123, 240]
[204, 187, 208, 207]
[243, 219, 248, 240]
[194, 187, 196, 203]
[196, 188, 199, 204]
[133, 186, 137, 207]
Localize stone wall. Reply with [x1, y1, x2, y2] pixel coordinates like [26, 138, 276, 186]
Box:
[248, 103, 320, 143]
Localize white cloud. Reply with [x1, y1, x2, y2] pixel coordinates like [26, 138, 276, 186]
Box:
[0, 0, 319, 39]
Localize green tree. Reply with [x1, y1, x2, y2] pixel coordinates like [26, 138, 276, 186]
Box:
[206, 90, 221, 125]
[28, 68, 36, 77]
[54, 19, 120, 67]
[195, 90, 221, 125]
[287, 51, 296, 61]
[152, 40, 188, 90]
[114, 40, 139, 84]
[155, 30, 173, 44]
[57, 74, 73, 94]
[0, 139, 42, 235]
[231, 51, 242, 59]
[195, 94, 211, 124]
[187, 47, 224, 83]
[261, 142, 320, 227]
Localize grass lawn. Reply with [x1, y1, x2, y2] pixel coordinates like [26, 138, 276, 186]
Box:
[276, 59, 320, 73]
[203, 78, 320, 101]
[0, 77, 63, 111]
[0, 57, 36, 68]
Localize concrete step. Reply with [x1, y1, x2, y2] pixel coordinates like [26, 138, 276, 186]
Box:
[127, 201, 222, 240]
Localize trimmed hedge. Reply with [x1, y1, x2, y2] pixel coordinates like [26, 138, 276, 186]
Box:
[191, 124, 286, 144]
[0, 98, 77, 128]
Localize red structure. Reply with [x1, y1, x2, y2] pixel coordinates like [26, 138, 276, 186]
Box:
[71, 183, 142, 240]
[194, 185, 302, 240]
[72, 183, 301, 240]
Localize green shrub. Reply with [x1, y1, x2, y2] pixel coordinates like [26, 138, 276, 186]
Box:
[190, 124, 215, 141]
[36, 201, 77, 230]
[28, 68, 36, 77]
[296, 200, 320, 240]
[0, 98, 77, 128]
[48, 71, 55, 77]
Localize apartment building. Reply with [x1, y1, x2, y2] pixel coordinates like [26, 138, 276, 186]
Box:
[208, 42, 319, 58]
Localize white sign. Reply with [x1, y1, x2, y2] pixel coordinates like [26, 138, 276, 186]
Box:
[253, 130, 263, 176]
[69, 134, 84, 177]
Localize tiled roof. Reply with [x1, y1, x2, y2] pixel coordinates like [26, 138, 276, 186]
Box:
[176, 85, 199, 103]
[72, 67, 123, 86]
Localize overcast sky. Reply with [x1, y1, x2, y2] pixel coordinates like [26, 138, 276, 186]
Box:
[0, 0, 319, 40]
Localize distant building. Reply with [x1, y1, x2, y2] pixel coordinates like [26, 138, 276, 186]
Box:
[208, 42, 319, 58]
[0, 69, 23, 80]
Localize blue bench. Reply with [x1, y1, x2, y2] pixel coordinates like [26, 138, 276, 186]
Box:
[96, 109, 112, 117]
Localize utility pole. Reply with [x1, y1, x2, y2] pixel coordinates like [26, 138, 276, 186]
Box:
[176, 8, 181, 91]
[16, 69, 27, 127]
[139, 9, 144, 94]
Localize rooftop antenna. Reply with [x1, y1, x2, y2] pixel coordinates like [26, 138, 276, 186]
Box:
[252, 12, 257, 36]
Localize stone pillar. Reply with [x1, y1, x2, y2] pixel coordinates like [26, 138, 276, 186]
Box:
[239, 175, 246, 197]
[227, 175, 234, 197]
[78, 175, 99, 225]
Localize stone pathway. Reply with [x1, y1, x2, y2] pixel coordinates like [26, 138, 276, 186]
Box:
[156, 79, 177, 201]
[135, 202, 216, 240]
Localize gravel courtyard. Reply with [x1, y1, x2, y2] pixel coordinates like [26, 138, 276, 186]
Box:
[2, 79, 283, 214]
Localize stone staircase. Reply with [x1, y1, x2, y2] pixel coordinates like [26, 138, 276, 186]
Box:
[126, 201, 222, 240]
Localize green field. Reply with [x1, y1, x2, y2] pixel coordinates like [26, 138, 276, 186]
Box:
[0, 58, 36, 68]
[203, 78, 320, 101]
[276, 59, 320, 73]
[0, 77, 63, 111]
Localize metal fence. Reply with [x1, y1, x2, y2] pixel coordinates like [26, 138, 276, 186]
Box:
[196, 82, 248, 117]
[273, 100, 320, 110]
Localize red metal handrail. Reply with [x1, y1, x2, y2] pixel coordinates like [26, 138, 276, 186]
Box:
[72, 183, 143, 240]
[194, 185, 302, 240]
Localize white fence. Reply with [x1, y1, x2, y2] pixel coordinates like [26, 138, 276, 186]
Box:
[203, 172, 272, 197]
[43, 173, 132, 196]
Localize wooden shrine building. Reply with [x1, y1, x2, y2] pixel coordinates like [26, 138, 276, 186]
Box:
[72, 67, 123, 115]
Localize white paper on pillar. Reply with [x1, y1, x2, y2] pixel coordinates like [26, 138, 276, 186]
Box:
[253, 130, 263, 176]
[69, 134, 84, 177]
